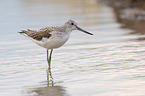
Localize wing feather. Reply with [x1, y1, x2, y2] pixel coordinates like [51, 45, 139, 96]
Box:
[20, 28, 52, 41]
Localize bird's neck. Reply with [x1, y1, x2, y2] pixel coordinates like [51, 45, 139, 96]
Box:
[55, 25, 71, 35]
[64, 26, 73, 33]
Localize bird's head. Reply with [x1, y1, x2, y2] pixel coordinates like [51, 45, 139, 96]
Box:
[64, 20, 93, 35]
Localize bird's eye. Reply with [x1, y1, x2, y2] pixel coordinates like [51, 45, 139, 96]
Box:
[71, 23, 74, 25]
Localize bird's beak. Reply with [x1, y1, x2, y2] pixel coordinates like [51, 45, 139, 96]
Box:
[75, 25, 93, 35]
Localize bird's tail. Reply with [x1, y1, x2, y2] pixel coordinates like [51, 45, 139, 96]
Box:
[18, 30, 28, 36]
[18, 30, 26, 34]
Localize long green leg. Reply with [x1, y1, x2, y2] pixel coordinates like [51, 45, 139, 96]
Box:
[48, 49, 53, 68]
[47, 49, 49, 66]
[49, 49, 53, 78]
[46, 49, 54, 86]
[46, 49, 50, 83]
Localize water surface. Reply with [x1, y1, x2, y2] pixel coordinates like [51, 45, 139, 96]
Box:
[1, 0, 145, 96]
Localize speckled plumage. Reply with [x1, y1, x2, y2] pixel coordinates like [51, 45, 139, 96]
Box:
[21, 29, 51, 41]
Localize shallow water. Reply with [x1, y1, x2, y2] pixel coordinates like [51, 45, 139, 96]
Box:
[1, 0, 145, 96]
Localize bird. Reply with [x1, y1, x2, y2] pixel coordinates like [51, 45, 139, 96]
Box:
[19, 20, 93, 80]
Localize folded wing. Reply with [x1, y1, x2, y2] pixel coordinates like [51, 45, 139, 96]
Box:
[19, 28, 52, 41]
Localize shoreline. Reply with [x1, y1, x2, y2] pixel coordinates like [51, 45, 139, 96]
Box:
[101, 0, 145, 34]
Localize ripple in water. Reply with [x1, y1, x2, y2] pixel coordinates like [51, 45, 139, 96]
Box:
[1, 0, 145, 96]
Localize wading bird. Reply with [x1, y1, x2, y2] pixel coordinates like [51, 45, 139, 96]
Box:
[19, 20, 93, 80]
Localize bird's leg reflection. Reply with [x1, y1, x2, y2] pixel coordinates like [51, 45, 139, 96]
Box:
[46, 49, 54, 86]
[46, 68, 54, 86]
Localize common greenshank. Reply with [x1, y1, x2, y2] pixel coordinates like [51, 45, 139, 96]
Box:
[19, 20, 93, 80]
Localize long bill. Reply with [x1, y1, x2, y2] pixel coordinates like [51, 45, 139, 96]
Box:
[75, 25, 93, 35]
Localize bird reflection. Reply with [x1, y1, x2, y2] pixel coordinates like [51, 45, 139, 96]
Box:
[46, 66, 54, 86]
[29, 68, 67, 96]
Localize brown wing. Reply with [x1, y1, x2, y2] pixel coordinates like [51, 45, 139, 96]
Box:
[25, 29, 52, 41]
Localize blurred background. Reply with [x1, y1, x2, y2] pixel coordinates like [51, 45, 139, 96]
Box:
[1, 0, 145, 96]
[103, 0, 145, 34]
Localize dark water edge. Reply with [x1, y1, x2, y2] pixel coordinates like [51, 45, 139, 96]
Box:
[100, 0, 145, 34]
